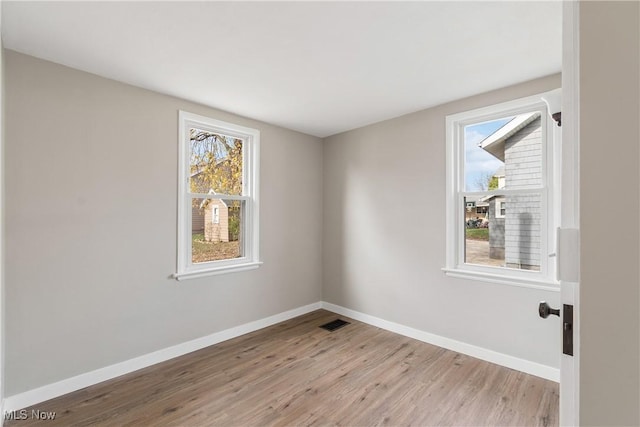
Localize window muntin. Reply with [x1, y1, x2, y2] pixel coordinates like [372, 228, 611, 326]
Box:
[445, 93, 558, 288]
[176, 112, 260, 280]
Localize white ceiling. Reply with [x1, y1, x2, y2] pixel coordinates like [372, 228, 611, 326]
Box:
[2, 1, 562, 138]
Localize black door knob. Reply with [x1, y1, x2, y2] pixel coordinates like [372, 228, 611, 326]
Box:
[539, 301, 560, 318]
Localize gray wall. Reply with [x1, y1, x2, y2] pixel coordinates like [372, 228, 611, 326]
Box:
[579, 2, 640, 425]
[323, 75, 562, 369]
[6, 5, 640, 422]
[4, 51, 323, 395]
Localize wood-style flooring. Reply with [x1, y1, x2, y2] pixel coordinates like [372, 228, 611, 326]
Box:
[6, 310, 558, 426]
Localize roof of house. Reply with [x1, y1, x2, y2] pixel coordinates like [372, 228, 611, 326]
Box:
[465, 195, 489, 207]
[479, 194, 504, 203]
[478, 112, 541, 161]
[199, 190, 229, 209]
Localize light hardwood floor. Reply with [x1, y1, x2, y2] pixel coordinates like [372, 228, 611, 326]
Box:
[6, 310, 558, 426]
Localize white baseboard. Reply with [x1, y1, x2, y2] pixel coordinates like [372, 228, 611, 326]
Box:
[5, 299, 559, 412]
[320, 302, 560, 382]
[3, 302, 322, 412]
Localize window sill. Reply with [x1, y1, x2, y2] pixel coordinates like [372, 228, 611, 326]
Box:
[174, 261, 263, 281]
[442, 267, 560, 292]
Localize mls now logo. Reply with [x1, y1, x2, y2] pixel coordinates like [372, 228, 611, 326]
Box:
[4, 409, 56, 421]
[4, 410, 28, 421]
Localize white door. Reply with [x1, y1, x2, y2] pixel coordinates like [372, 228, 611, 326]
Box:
[558, 2, 580, 425]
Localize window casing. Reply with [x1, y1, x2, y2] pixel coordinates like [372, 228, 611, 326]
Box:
[444, 93, 560, 289]
[175, 111, 261, 280]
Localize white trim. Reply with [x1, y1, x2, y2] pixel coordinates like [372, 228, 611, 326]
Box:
[1, 3, 5, 421]
[192, 193, 246, 201]
[177, 111, 261, 279]
[3, 302, 322, 412]
[446, 94, 548, 128]
[495, 197, 506, 219]
[560, 1, 581, 425]
[0, 13, 4, 425]
[212, 205, 220, 224]
[472, 188, 545, 197]
[321, 302, 559, 382]
[173, 261, 263, 281]
[442, 268, 560, 292]
[4, 300, 562, 412]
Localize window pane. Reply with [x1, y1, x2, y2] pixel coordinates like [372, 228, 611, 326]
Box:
[464, 195, 541, 271]
[191, 198, 244, 263]
[189, 128, 243, 195]
[464, 113, 542, 191]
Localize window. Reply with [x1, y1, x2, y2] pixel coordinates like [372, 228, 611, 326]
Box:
[495, 199, 506, 219]
[212, 206, 220, 224]
[175, 111, 261, 280]
[444, 93, 559, 289]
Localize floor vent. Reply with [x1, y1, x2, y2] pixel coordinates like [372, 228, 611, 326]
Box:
[319, 319, 350, 332]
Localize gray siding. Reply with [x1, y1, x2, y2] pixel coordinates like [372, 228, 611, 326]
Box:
[504, 117, 542, 269]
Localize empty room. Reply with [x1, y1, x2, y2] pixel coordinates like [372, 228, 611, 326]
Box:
[1, 1, 639, 426]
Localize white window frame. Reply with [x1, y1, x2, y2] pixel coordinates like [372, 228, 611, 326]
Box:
[495, 198, 506, 219]
[443, 93, 560, 290]
[174, 111, 261, 280]
[212, 205, 220, 224]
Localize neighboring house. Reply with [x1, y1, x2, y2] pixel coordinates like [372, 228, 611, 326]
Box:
[464, 197, 489, 221]
[200, 195, 230, 243]
[479, 112, 542, 270]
